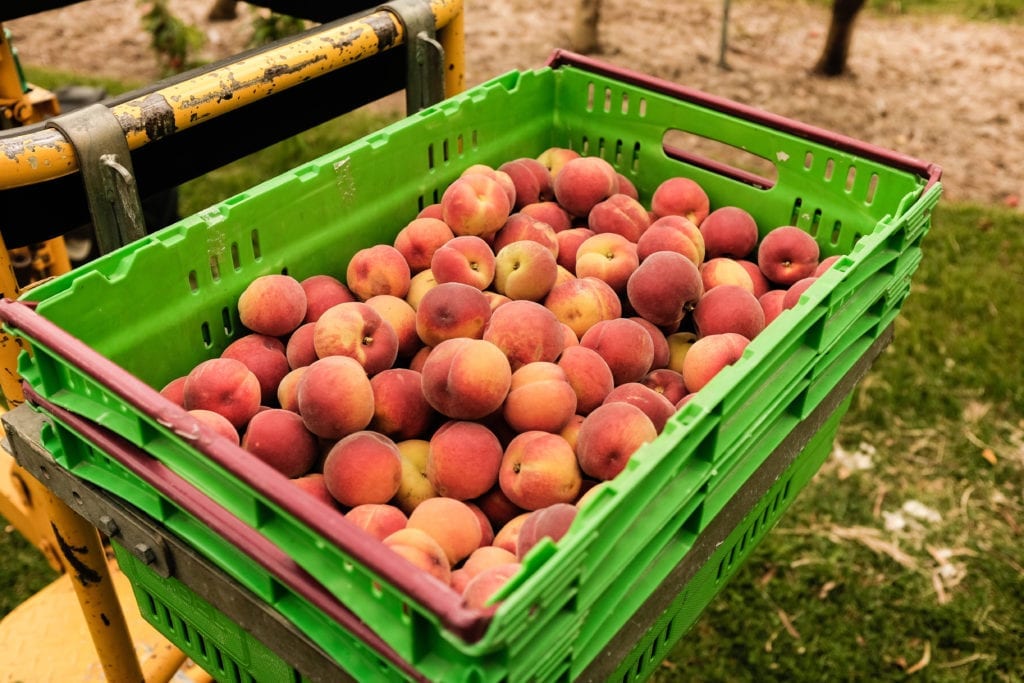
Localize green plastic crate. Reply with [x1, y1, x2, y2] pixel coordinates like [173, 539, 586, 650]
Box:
[0, 51, 941, 681]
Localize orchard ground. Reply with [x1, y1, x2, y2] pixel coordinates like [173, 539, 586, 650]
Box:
[6, 0, 1024, 208]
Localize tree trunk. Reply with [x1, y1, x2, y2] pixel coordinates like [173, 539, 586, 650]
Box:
[813, 0, 867, 76]
[207, 0, 238, 21]
[571, 0, 602, 54]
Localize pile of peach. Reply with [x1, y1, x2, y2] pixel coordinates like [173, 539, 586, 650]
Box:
[160, 148, 838, 611]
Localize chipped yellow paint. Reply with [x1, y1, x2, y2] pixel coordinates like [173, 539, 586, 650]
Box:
[0, 0, 464, 190]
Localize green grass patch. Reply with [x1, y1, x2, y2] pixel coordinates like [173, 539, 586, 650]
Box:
[0, 524, 58, 617]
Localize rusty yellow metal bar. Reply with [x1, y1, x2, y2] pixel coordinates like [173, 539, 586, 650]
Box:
[44, 486, 145, 682]
[0, 0, 465, 190]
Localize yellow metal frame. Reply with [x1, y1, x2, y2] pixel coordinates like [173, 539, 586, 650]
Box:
[0, 1, 465, 679]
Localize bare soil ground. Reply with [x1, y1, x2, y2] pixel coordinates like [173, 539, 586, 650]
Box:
[7, 0, 1023, 206]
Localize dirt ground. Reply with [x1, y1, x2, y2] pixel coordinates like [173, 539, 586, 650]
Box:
[6, 0, 1023, 206]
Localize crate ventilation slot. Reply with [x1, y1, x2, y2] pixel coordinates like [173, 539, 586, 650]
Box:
[715, 476, 794, 582]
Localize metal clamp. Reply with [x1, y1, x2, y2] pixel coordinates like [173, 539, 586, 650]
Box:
[44, 103, 147, 254]
[379, 0, 446, 113]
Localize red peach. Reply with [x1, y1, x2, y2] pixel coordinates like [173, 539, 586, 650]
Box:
[221, 333, 290, 406]
[543, 276, 622, 340]
[322, 430, 403, 507]
[300, 274, 355, 324]
[602, 382, 676, 433]
[474, 486, 527, 530]
[160, 376, 187, 407]
[241, 407, 319, 477]
[426, 420, 504, 501]
[414, 281, 492, 347]
[515, 502, 579, 560]
[405, 268, 438, 310]
[313, 301, 399, 376]
[344, 503, 408, 541]
[393, 438, 437, 515]
[499, 431, 583, 510]
[393, 216, 456, 273]
[536, 147, 581, 180]
[699, 206, 760, 259]
[382, 527, 451, 585]
[759, 289, 788, 327]
[497, 157, 554, 208]
[630, 316, 671, 370]
[574, 232, 639, 294]
[650, 176, 710, 225]
[575, 402, 658, 481]
[520, 201, 573, 233]
[187, 408, 239, 445]
[291, 472, 337, 509]
[814, 254, 842, 277]
[756, 226, 821, 286]
[554, 227, 595, 272]
[407, 496, 484, 566]
[491, 213, 559, 259]
[493, 240, 559, 302]
[681, 332, 750, 394]
[502, 362, 578, 434]
[553, 156, 619, 218]
[461, 164, 517, 208]
[295, 356, 374, 439]
[346, 244, 411, 301]
[492, 512, 531, 555]
[276, 366, 307, 412]
[364, 294, 421, 359]
[692, 284, 766, 340]
[420, 338, 512, 420]
[626, 250, 705, 329]
[616, 173, 639, 200]
[700, 257, 756, 293]
[736, 259, 773, 298]
[183, 357, 262, 430]
[369, 368, 436, 440]
[237, 273, 307, 337]
[587, 193, 652, 242]
[461, 562, 521, 610]
[430, 235, 497, 291]
[579, 318, 655, 386]
[285, 322, 317, 369]
[556, 345, 615, 415]
[782, 276, 819, 310]
[636, 221, 704, 266]
[482, 299, 565, 370]
[641, 368, 689, 406]
[441, 172, 513, 239]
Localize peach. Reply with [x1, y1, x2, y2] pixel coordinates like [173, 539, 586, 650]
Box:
[364, 294, 420, 359]
[492, 512, 531, 555]
[405, 268, 438, 310]
[322, 430, 403, 507]
[635, 220, 704, 266]
[160, 376, 187, 407]
[699, 206, 759, 259]
[681, 332, 750, 394]
[313, 301, 398, 376]
[497, 157, 554, 208]
[493, 240, 559, 302]
[483, 290, 513, 313]
[575, 480, 609, 510]
[543, 276, 622, 340]
[461, 164, 516, 208]
[650, 176, 710, 224]
[344, 503, 408, 541]
[575, 402, 658, 481]
[295, 355, 374, 439]
[602, 382, 676, 433]
[626, 250, 705, 330]
[700, 257, 755, 293]
[393, 438, 438, 515]
[552, 156, 619, 218]
[560, 322, 580, 349]
[491, 213, 559, 258]
[407, 496, 484, 565]
[641, 368, 689, 406]
[814, 254, 842, 277]
[461, 562, 521, 610]
[474, 486, 526, 530]
[187, 408, 239, 445]
[587, 193, 651, 242]
[300, 274, 355, 324]
[574, 232, 639, 294]
[461, 546, 518, 581]
[285, 322, 317, 369]
[426, 420, 504, 500]
[414, 281, 492, 347]
[645, 215, 705, 263]
[756, 226, 821, 286]
[782, 276, 819, 310]
[382, 527, 451, 585]
[482, 299, 565, 370]
[559, 413, 586, 453]
[759, 288, 788, 327]
[515, 502, 579, 560]
[737, 259, 772, 298]
[692, 284, 766, 340]
[276, 366, 307, 412]
[466, 502, 495, 547]
[290, 472, 338, 509]
[536, 146, 581, 180]
[345, 244, 411, 301]
[502, 362, 578, 434]
[241, 407, 319, 477]
[182, 357, 262, 430]
[221, 333, 290, 406]
[408, 345, 432, 373]
[369, 368, 436, 440]
[441, 172, 513, 239]
[554, 265, 577, 288]
[616, 173, 639, 200]
[237, 273, 307, 337]
[556, 345, 615, 415]
[554, 227, 594, 272]
[430, 234, 497, 291]
[579, 317, 655, 386]
[393, 216, 456, 273]
[630, 316, 671, 370]
[499, 431, 583, 510]
[520, 201, 573, 233]
[666, 331, 698, 375]
[420, 338, 512, 420]
[417, 203, 444, 220]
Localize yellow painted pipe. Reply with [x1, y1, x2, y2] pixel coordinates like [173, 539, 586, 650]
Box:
[0, 0, 464, 190]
